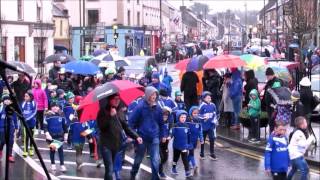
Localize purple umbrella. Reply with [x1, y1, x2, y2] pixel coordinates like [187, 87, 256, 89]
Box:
[186, 57, 199, 72]
[92, 49, 108, 57]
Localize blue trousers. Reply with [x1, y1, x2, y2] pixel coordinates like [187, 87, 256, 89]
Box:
[288, 156, 309, 180]
[48, 135, 64, 165]
[0, 130, 14, 156]
[131, 138, 160, 180]
[232, 96, 242, 125]
[100, 146, 116, 180]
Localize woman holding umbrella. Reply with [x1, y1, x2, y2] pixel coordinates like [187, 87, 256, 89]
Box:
[97, 94, 143, 180]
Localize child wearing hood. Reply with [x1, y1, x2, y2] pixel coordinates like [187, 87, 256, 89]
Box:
[186, 106, 204, 171]
[56, 89, 66, 110]
[21, 90, 37, 157]
[248, 89, 261, 143]
[32, 79, 48, 134]
[171, 110, 193, 178]
[174, 91, 186, 111]
[199, 91, 218, 160]
[0, 93, 19, 162]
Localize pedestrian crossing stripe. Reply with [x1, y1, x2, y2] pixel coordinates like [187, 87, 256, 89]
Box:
[58, 175, 103, 180]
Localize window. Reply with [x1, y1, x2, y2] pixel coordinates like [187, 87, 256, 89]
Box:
[14, 37, 25, 62]
[34, 37, 47, 66]
[17, 0, 23, 20]
[37, 5, 41, 21]
[60, 20, 63, 36]
[0, 37, 7, 61]
[87, 10, 99, 26]
[127, 10, 131, 26]
[137, 12, 140, 26]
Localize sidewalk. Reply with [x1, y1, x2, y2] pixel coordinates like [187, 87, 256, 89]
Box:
[217, 122, 320, 166]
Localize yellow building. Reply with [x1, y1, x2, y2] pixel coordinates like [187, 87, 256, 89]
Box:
[52, 3, 70, 52]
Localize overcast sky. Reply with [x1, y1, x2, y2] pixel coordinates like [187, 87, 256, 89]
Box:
[168, 0, 265, 12]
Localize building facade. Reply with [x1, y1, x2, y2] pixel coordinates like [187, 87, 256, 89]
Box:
[0, 0, 54, 72]
[52, 3, 70, 52]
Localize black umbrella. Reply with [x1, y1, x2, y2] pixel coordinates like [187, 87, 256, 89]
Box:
[44, 53, 75, 64]
[6, 61, 37, 75]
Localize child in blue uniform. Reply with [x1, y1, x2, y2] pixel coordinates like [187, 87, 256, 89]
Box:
[69, 114, 89, 170]
[63, 92, 76, 149]
[21, 90, 37, 157]
[159, 106, 173, 179]
[48, 88, 57, 106]
[264, 121, 290, 180]
[186, 106, 204, 170]
[199, 91, 218, 160]
[0, 94, 19, 162]
[171, 110, 193, 178]
[56, 89, 66, 110]
[158, 89, 177, 123]
[44, 102, 68, 172]
[174, 91, 186, 111]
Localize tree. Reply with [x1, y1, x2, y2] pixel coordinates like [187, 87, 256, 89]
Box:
[190, 2, 209, 17]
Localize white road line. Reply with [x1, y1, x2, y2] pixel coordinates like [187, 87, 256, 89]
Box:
[37, 147, 90, 154]
[34, 137, 89, 145]
[13, 143, 60, 180]
[57, 175, 103, 180]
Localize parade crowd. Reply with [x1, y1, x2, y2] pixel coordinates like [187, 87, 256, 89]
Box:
[0, 49, 319, 180]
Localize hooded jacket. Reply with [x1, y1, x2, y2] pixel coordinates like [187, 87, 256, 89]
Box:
[0, 104, 18, 132]
[171, 110, 190, 150]
[244, 70, 258, 105]
[248, 89, 261, 118]
[180, 71, 199, 97]
[199, 101, 217, 131]
[21, 100, 37, 128]
[44, 111, 68, 136]
[69, 120, 88, 144]
[229, 70, 243, 100]
[63, 102, 75, 126]
[32, 79, 48, 111]
[300, 86, 314, 115]
[129, 86, 164, 142]
[187, 106, 204, 148]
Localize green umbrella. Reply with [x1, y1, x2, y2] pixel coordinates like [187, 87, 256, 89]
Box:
[80, 55, 94, 61]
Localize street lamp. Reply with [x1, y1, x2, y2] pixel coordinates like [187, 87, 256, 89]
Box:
[113, 24, 118, 46]
[248, 25, 253, 46]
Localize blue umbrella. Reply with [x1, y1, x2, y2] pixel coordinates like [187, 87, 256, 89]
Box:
[64, 60, 100, 75]
[186, 57, 199, 72]
[92, 49, 108, 57]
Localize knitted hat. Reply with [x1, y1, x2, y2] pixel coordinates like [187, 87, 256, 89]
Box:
[65, 92, 75, 100]
[56, 89, 65, 96]
[175, 90, 182, 97]
[291, 90, 300, 101]
[50, 101, 59, 108]
[265, 67, 275, 76]
[159, 88, 168, 97]
[299, 77, 311, 87]
[152, 72, 160, 79]
[1, 93, 10, 101]
[201, 91, 212, 99]
[105, 68, 116, 75]
[58, 68, 66, 74]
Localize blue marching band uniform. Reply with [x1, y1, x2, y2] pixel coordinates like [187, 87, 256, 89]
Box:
[21, 100, 37, 156]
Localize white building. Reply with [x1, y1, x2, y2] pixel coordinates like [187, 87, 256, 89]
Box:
[0, 0, 54, 71]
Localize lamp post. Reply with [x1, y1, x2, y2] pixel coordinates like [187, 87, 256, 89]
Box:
[113, 24, 118, 46]
[257, 21, 263, 54]
[248, 25, 253, 46]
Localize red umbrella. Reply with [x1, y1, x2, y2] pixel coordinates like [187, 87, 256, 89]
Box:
[78, 80, 144, 122]
[174, 58, 190, 71]
[203, 55, 246, 69]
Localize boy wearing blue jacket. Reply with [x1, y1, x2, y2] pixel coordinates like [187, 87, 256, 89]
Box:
[21, 90, 37, 157]
[44, 102, 68, 172]
[56, 89, 66, 110]
[264, 121, 290, 180]
[199, 91, 218, 160]
[186, 106, 204, 170]
[174, 91, 186, 111]
[159, 106, 173, 179]
[0, 94, 19, 162]
[69, 115, 88, 170]
[171, 110, 193, 178]
[63, 92, 76, 149]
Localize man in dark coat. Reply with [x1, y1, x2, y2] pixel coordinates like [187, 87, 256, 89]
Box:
[48, 61, 61, 81]
[299, 77, 314, 120]
[244, 70, 258, 105]
[53, 68, 73, 92]
[12, 73, 31, 103]
[291, 90, 305, 126]
[181, 71, 199, 111]
[202, 69, 222, 108]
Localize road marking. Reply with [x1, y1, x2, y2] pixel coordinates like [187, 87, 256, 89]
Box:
[37, 147, 90, 154]
[13, 143, 60, 180]
[57, 175, 103, 180]
[34, 137, 89, 145]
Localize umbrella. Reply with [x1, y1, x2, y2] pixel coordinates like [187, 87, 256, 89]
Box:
[197, 55, 209, 69]
[80, 55, 94, 61]
[186, 57, 199, 72]
[44, 53, 75, 64]
[174, 58, 190, 71]
[203, 55, 246, 69]
[78, 80, 144, 122]
[240, 54, 267, 70]
[92, 49, 108, 57]
[54, 45, 68, 51]
[6, 61, 36, 75]
[64, 60, 100, 75]
[93, 54, 130, 67]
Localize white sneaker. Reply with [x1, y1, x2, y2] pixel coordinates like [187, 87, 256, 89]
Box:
[51, 164, 56, 171]
[60, 165, 67, 172]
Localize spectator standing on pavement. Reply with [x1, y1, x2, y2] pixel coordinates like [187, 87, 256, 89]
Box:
[53, 69, 73, 92]
[264, 121, 290, 180]
[12, 73, 31, 104]
[32, 79, 48, 134]
[247, 89, 261, 143]
[114, 67, 126, 80]
[299, 77, 314, 123]
[129, 86, 164, 180]
[21, 90, 37, 157]
[44, 102, 68, 172]
[288, 116, 316, 180]
[229, 68, 243, 130]
[263, 67, 283, 133]
[171, 110, 193, 178]
[220, 73, 233, 128]
[97, 94, 142, 180]
[291, 91, 305, 127]
[49, 61, 61, 81]
[244, 69, 258, 106]
[180, 71, 199, 111]
[202, 69, 222, 108]
[199, 91, 218, 160]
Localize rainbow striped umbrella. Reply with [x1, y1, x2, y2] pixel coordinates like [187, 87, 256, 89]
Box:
[240, 54, 267, 70]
